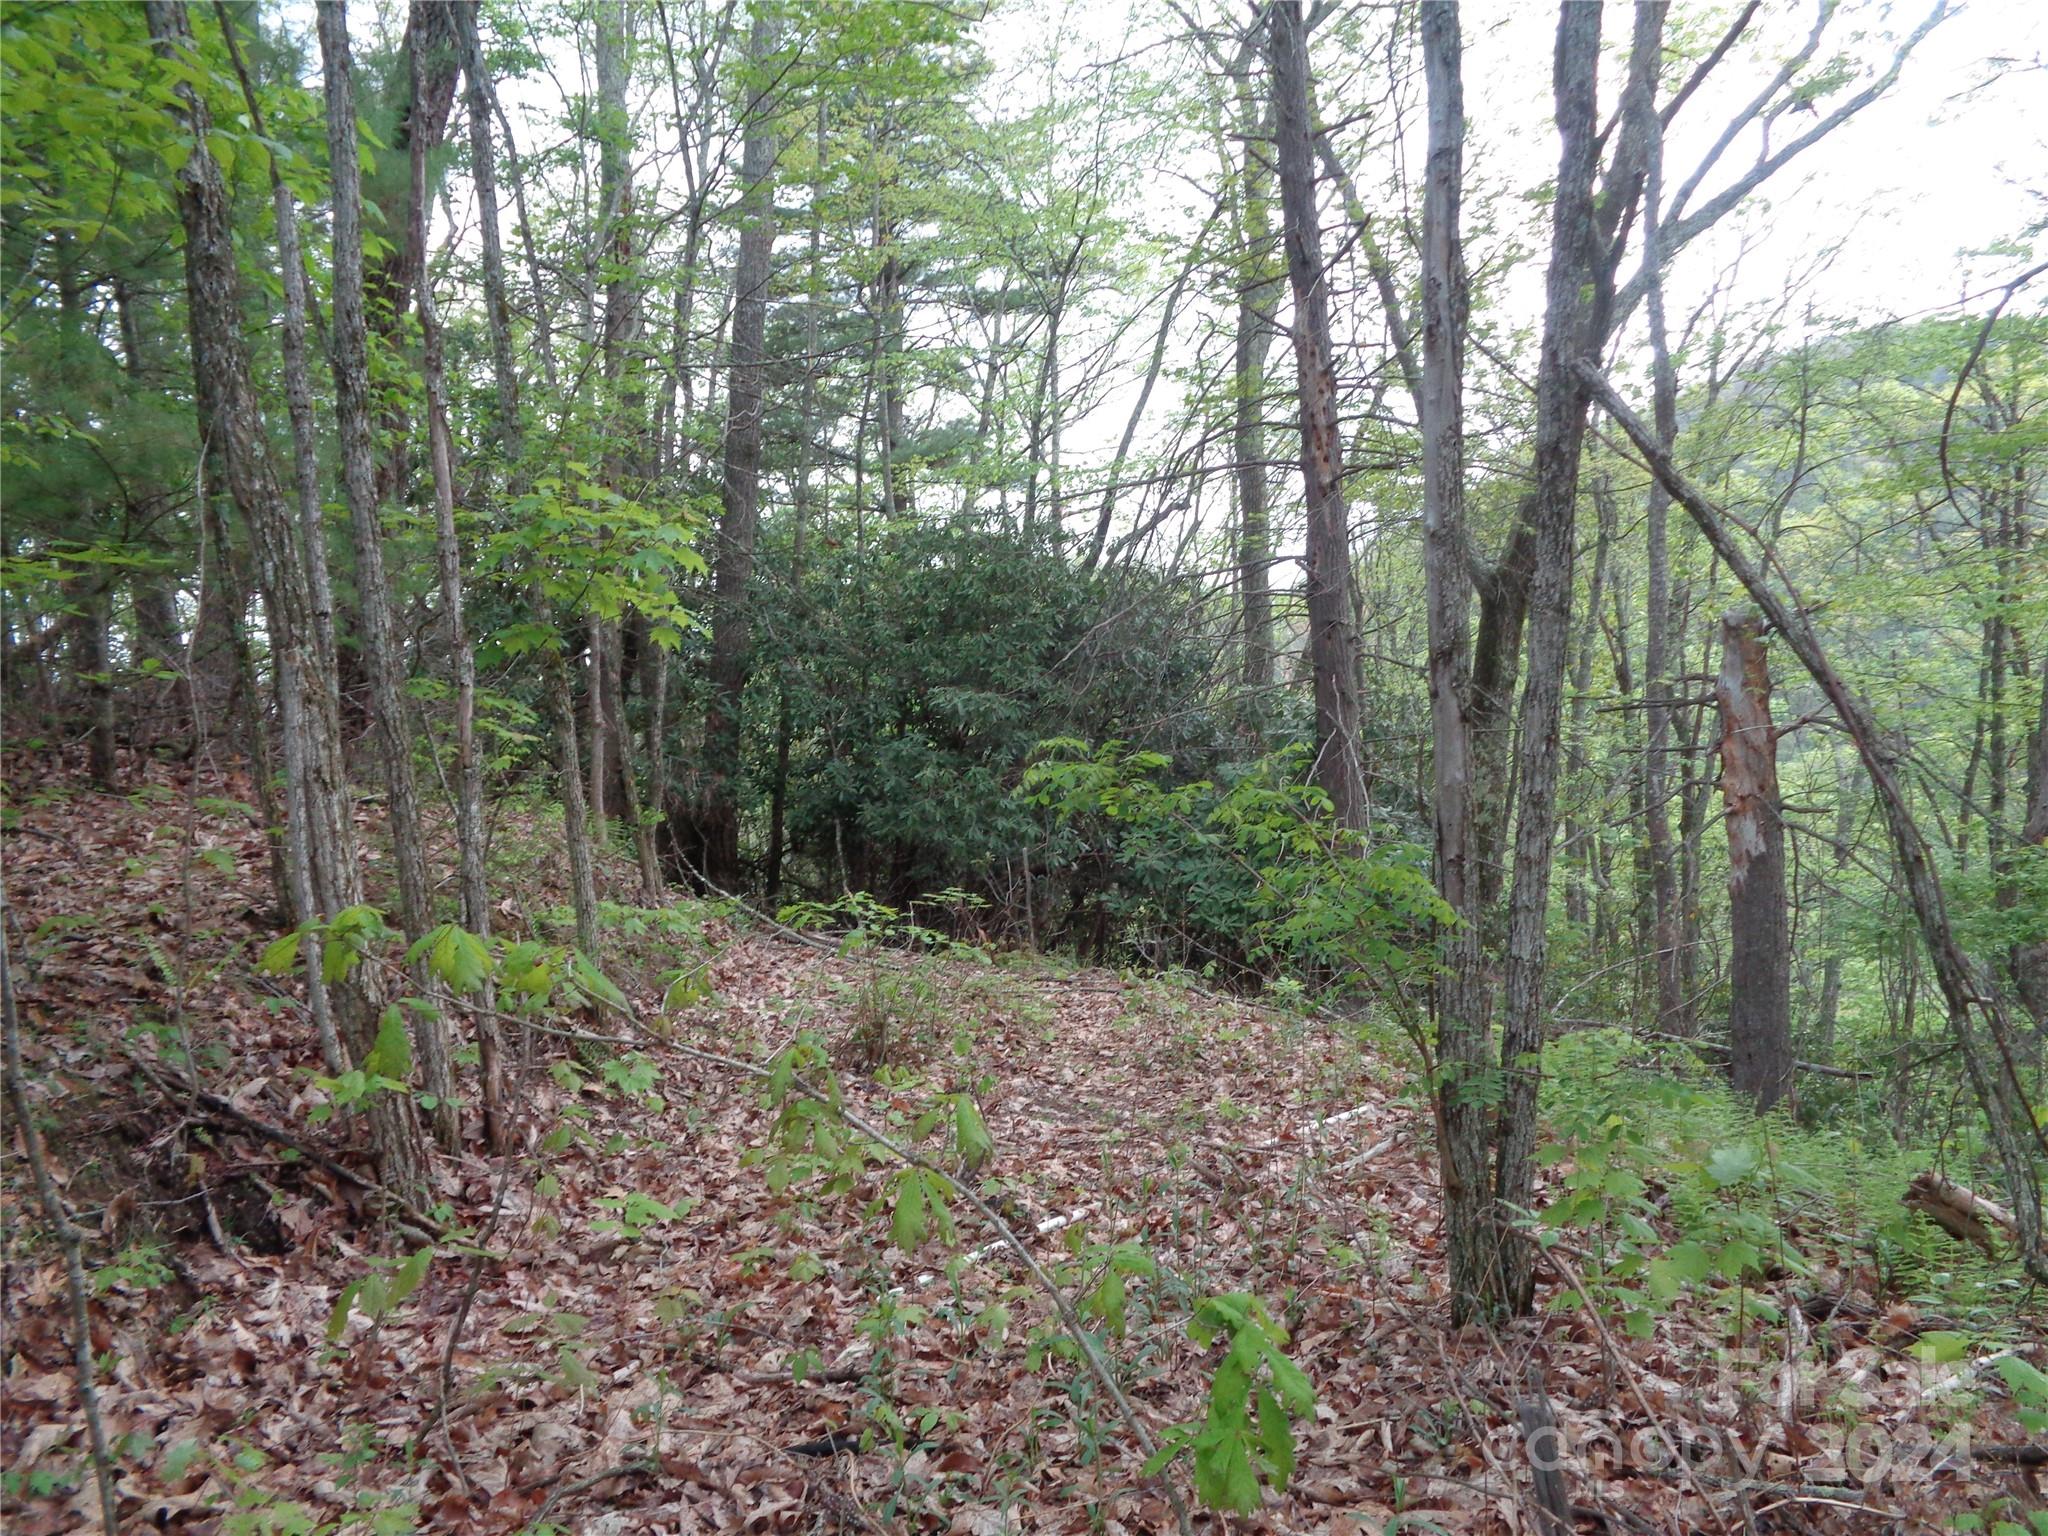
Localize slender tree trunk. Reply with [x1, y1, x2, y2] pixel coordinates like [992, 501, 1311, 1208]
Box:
[1268, 1, 1366, 832]
[549, 645, 604, 958]
[412, 20, 500, 1150]
[1677, 605, 1713, 1015]
[1814, 768, 1859, 1056]
[1492, 0, 1620, 1318]
[2015, 653, 2048, 1023]
[1415, 0, 1495, 1325]
[197, 457, 297, 948]
[148, 0, 424, 1199]
[1636, 13, 1686, 1035]
[79, 583, 115, 788]
[132, 579, 183, 675]
[589, 0, 636, 867]
[319, 0, 457, 1150]
[214, 0, 343, 1072]
[876, 221, 911, 523]
[768, 106, 827, 901]
[1234, 70, 1280, 691]
[1716, 611, 1792, 1109]
[458, 1, 599, 962]
[586, 617, 609, 842]
[457, 2, 519, 469]
[1564, 478, 1615, 930]
[699, 9, 779, 889]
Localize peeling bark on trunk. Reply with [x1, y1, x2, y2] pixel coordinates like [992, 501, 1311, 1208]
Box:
[1716, 611, 1792, 1111]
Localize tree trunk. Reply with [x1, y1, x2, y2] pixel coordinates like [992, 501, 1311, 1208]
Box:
[215, 0, 344, 1076]
[876, 231, 911, 523]
[2018, 658, 2048, 1023]
[1716, 611, 1792, 1111]
[590, 0, 636, 874]
[1234, 64, 1280, 692]
[132, 579, 183, 676]
[196, 455, 296, 942]
[367, 2, 462, 512]
[319, 0, 457, 1151]
[549, 645, 604, 958]
[78, 582, 116, 788]
[1415, 0, 1495, 1325]
[1267, 1, 1366, 833]
[769, 107, 827, 902]
[1637, 21, 1686, 1037]
[457, 1, 600, 965]
[456, 2, 520, 468]
[1491, 0, 1622, 1319]
[148, 0, 424, 1200]
[1564, 477, 1615, 929]
[1814, 764, 1861, 1058]
[698, 9, 779, 890]
[413, 19, 499, 1151]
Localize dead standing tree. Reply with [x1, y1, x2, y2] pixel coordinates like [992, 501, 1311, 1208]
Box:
[1715, 610, 1792, 1110]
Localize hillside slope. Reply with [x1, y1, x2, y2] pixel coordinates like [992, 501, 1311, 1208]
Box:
[3, 759, 2042, 1533]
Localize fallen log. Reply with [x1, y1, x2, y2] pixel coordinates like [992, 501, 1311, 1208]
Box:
[1904, 1172, 2018, 1256]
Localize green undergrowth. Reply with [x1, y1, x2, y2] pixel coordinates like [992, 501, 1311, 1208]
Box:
[1537, 1028, 2029, 1339]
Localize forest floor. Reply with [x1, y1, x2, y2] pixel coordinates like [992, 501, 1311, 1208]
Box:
[4, 756, 2045, 1535]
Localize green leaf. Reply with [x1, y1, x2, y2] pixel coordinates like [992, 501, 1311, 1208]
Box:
[1718, 1239, 1762, 1280]
[258, 930, 303, 976]
[954, 1095, 993, 1171]
[1092, 1270, 1127, 1335]
[386, 1247, 433, 1309]
[1666, 1239, 1712, 1282]
[326, 1280, 361, 1341]
[891, 1169, 927, 1252]
[567, 950, 627, 1011]
[424, 923, 490, 995]
[1912, 1330, 1971, 1365]
[1140, 1423, 1195, 1478]
[662, 965, 713, 1010]
[1262, 1344, 1315, 1418]
[556, 1345, 601, 1394]
[1254, 1385, 1294, 1486]
[361, 1006, 411, 1083]
[1706, 1144, 1760, 1187]
[1192, 1419, 1260, 1513]
[1994, 1355, 2048, 1408]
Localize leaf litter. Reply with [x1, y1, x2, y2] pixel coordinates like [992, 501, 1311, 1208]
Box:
[3, 758, 2045, 1533]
